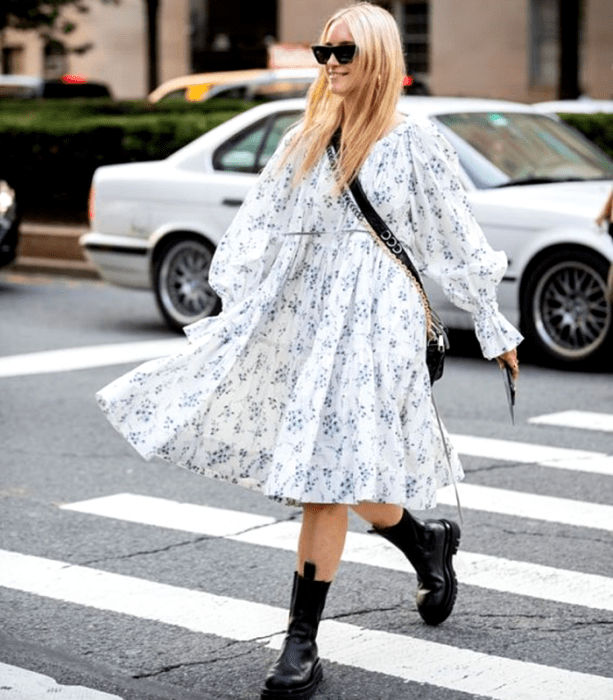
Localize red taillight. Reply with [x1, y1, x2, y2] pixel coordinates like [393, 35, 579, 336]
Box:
[88, 186, 95, 223]
[61, 74, 87, 84]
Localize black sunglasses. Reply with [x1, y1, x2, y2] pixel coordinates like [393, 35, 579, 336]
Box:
[311, 44, 357, 65]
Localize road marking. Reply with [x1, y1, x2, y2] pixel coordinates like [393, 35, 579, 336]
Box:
[0, 662, 123, 699]
[436, 483, 613, 531]
[62, 494, 613, 612]
[0, 340, 185, 378]
[450, 434, 613, 476]
[529, 410, 613, 433]
[0, 549, 611, 700]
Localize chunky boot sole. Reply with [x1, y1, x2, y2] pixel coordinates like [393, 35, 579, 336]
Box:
[417, 519, 461, 626]
[260, 659, 323, 699]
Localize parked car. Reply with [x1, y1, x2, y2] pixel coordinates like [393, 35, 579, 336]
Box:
[148, 68, 318, 104]
[0, 74, 112, 99]
[81, 96, 613, 367]
[532, 98, 613, 115]
[0, 179, 19, 269]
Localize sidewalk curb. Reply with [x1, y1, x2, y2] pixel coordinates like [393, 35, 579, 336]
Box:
[11, 221, 100, 279]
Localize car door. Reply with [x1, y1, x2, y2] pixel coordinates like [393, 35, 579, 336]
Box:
[207, 111, 302, 236]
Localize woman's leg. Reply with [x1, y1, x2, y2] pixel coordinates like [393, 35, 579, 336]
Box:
[351, 502, 460, 626]
[261, 504, 348, 699]
[351, 502, 403, 529]
[297, 503, 349, 581]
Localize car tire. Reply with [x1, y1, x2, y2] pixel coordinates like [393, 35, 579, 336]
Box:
[153, 236, 221, 332]
[521, 249, 612, 367]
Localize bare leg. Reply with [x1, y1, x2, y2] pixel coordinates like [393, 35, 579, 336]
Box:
[298, 503, 348, 581]
[351, 502, 403, 529]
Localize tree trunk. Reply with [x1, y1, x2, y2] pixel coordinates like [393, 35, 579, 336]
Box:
[558, 0, 580, 99]
[145, 0, 160, 93]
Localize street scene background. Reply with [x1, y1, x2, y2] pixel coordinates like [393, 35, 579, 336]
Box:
[2, 1, 613, 698]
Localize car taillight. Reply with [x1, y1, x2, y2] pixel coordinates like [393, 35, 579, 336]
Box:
[88, 186, 95, 223]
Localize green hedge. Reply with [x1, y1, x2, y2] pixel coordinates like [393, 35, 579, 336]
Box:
[0, 98, 255, 221]
[557, 113, 613, 160]
[1, 99, 612, 223]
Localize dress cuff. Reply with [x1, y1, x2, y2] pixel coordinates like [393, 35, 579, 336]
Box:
[473, 309, 524, 360]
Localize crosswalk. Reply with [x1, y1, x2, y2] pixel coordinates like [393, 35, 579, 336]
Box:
[1, 409, 612, 699]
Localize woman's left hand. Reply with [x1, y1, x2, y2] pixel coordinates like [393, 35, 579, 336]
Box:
[496, 348, 519, 382]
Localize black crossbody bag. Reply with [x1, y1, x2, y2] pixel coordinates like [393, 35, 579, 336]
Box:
[327, 136, 449, 384]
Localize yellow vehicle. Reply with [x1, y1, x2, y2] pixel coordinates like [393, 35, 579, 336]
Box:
[148, 68, 318, 104]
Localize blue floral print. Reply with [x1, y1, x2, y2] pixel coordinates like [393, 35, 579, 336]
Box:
[97, 115, 523, 510]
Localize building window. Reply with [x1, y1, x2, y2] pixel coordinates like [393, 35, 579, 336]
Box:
[43, 39, 68, 79]
[530, 0, 559, 87]
[379, 1, 429, 74]
[2, 46, 24, 74]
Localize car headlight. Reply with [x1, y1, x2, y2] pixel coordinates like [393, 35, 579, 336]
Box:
[0, 180, 16, 216]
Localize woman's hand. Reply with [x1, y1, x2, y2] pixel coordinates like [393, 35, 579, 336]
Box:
[496, 348, 519, 382]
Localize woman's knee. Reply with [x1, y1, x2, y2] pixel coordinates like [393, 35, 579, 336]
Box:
[303, 503, 348, 518]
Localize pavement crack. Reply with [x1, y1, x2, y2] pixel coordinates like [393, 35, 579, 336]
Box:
[75, 534, 213, 566]
[228, 510, 302, 539]
[132, 635, 280, 679]
[328, 605, 401, 621]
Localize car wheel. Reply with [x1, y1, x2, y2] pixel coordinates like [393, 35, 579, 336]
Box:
[521, 249, 612, 366]
[153, 236, 221, 332]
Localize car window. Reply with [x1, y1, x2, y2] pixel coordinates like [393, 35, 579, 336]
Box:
[258, 113, 301, 168]
[436, 112, 613, 188]
[215, 122, 268, 172]
[158, 88, 188, 102]
[213, 112, 301, 174]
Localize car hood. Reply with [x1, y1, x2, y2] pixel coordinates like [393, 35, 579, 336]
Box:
[472, 179, 613, 223]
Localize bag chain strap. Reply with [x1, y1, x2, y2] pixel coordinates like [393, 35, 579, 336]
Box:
[326, 143, 436, 340]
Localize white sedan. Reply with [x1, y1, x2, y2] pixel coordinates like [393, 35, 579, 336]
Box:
[81, 96, 613, 367]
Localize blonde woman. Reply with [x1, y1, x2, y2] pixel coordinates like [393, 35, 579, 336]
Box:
[97, 2, 521, 698]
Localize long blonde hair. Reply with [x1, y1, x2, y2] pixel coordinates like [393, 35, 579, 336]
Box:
[283, 2, 405, 189]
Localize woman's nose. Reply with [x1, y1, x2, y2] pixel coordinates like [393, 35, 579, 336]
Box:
[327, 53, 340, 66]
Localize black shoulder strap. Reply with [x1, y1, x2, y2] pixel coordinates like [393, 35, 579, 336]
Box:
[328, 132, 426, 294]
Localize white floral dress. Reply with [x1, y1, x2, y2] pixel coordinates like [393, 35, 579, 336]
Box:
[97, 114, 523, 511]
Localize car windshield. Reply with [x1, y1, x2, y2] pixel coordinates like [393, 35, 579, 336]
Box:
[435, 112, 613, 188]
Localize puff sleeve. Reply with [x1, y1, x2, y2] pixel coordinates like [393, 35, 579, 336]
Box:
[209, 128, 299, 309]
[405, 116, 523, 359]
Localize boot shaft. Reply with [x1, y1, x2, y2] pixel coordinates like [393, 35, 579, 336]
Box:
[288, 566, 331, 639]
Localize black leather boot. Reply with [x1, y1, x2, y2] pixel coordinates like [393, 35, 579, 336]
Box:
[373, 509, 460, 626]
[261, 563, 331, 699]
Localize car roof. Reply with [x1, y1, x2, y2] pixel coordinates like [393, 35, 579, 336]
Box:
[194, 95, 538, 120]
[532, 99, 613, 114]
[397, 95, 538, 116]
[148, 68, 319, 103]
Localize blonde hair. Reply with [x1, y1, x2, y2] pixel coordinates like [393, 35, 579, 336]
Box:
[283, 2, 405, 189]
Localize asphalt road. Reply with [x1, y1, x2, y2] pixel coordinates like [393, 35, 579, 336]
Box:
[1, 270, 612, 700]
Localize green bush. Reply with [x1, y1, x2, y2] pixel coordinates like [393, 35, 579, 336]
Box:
[0, 98, 255, 221]
[559, 113, 613, 160]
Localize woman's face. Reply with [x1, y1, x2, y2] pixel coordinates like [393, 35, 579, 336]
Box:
[324, 20, 359, 98]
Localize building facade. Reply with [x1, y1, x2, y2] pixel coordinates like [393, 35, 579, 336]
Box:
[1, 0, 189, 99]
[1, 0, 611, 102]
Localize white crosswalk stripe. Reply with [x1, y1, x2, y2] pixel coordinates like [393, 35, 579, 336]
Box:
[1, 549, 612, 700]
[62, 493, 613, 612]
[450, 433, 613, 476]
[529, 410, 613, 433]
